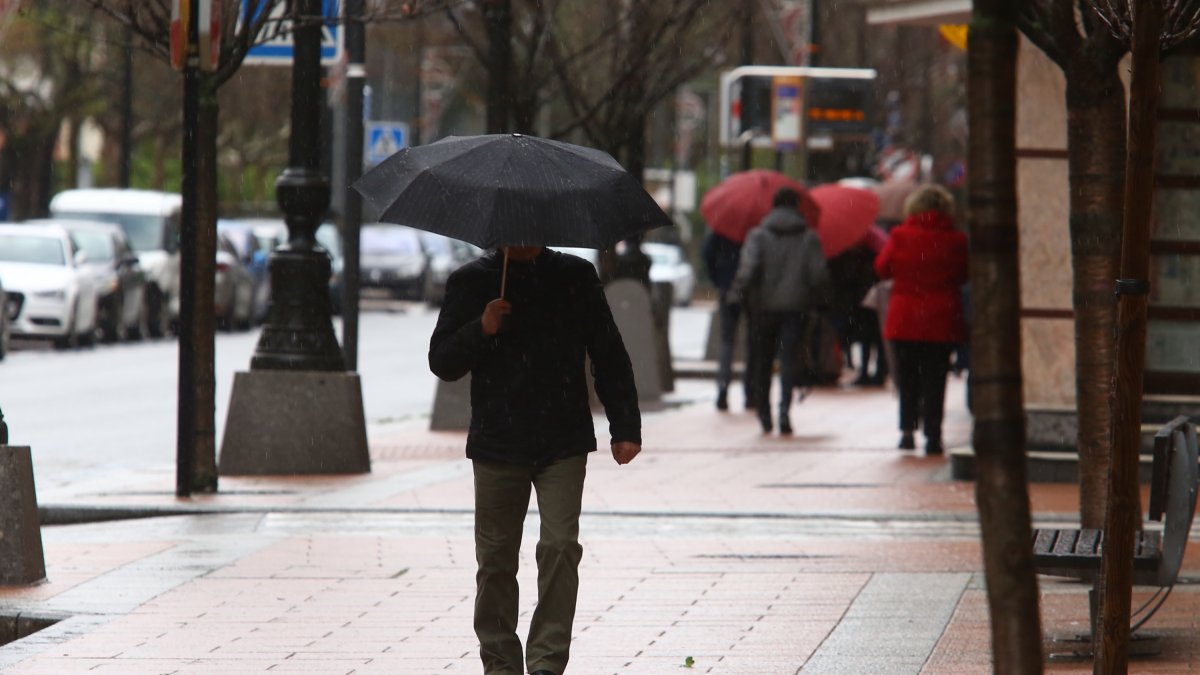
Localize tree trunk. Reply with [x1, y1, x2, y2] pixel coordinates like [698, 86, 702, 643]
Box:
[1064, 64, 1126, 529]
[967, 2, 1044, 672]
[1096, 3, 1162, 671]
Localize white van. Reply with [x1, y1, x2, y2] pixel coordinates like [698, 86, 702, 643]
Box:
[49, 189, 181, 337]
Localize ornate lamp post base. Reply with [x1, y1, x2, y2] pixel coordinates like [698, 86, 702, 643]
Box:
[217, 0, 367, 476]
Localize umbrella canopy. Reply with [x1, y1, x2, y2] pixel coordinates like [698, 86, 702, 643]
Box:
[862, 224, 888, 254]
[699, 169, 821, 244]
[352, 133, 670, 249]
[809, 184, 880, 258]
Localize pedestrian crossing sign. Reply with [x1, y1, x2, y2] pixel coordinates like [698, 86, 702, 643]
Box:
[366, 121, 409, 166]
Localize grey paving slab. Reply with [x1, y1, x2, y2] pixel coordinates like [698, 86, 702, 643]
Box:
[800, 572, 970, 674]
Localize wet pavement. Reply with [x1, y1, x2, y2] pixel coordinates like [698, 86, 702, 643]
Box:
[1, 371, 1197, 674]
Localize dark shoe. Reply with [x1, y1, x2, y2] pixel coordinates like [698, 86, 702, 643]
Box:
[898, 432, 916, 450]
[758, 410, 773, 434]
[716, 388, 729, 411]
[926, 438, 944, 455]
[779, 412, 793, 435]
[531, 671, 557, 675]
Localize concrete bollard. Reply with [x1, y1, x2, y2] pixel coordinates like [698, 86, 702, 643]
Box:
[430, 375, 472, 431]
[604, 279, 662, 403]
[0, 445, 47, 585]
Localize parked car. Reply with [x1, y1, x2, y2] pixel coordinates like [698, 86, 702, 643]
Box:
[0, 223, 102, 349]
[239, 218, 342, 315]
[49, 189, 181, 337]
[418, 231, 479, 305]
[360, 224, 429, 300]
[214, 232, 256, 331]
[643, 242, 696, 306]
[47, 219, 149, 342]
[217, 219, 272, 323]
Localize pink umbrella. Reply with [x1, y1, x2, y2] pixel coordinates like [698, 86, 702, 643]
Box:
[700, 169, 821, 244]
[809, 184, 880, 258]
[862, 224, 888, 253]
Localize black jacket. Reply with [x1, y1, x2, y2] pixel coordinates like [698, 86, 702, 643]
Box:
[429, 249, 641, 465]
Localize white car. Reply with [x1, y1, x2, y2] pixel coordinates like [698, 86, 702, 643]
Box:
[0, 223, 102, 349]
[643, 242, 695, 306]
[418, 231, 480, 305]
[49, 188, 182, 337]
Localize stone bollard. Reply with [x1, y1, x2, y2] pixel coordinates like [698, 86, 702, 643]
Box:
[0, 444, 47, 585]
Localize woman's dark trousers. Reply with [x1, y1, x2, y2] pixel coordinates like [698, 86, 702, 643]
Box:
[717, 291, 755, 406]
[892, 340, 954, 444]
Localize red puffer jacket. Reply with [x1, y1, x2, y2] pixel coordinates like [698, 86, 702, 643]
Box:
[874, 210, 968, 343]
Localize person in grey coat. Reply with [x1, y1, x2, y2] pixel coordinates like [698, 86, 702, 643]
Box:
[730, 187, 831, 434]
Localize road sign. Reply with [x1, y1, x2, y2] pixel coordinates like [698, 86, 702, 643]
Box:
[365, 121, 409, 166]
[242, 0, 343, 66]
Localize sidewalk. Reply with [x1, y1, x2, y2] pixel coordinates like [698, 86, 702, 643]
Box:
[0, 375, 1195, 673]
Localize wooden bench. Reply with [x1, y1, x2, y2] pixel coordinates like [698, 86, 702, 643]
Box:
[1032, 415, 1198, 644]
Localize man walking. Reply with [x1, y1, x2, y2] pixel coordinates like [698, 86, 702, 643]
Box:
[429, 245, 642, 675]
[730, 187, 830, 435]
[702, 229, 755, 411]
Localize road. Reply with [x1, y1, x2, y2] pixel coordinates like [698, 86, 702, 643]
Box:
[0, 300, 712, 472]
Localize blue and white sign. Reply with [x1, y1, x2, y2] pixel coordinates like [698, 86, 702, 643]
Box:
[365, 121, 409, 166]
[242, 0, 343, 66]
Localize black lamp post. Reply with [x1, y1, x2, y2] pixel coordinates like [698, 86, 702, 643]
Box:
[251, 0, 344, 372]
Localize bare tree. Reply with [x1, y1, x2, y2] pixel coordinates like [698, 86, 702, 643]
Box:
[968, 1, 1044, 671]
[0, 1, 113, 218]
[1082, 1, 1200, 670]
[1017, 2, 1128, 530]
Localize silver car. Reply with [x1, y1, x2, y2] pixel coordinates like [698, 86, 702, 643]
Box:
[360, 224, 429, 300]
[418, 231, 479, 305]
[0, 223, 102, 349]
[50, 219, 149, 342]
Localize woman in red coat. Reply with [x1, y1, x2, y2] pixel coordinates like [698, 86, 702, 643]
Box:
[874, 184, 968, 455]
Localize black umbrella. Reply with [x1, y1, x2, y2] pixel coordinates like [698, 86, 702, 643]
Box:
[352, 133, 670, 250]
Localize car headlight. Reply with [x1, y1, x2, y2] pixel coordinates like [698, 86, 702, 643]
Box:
[33, 289, 67, 301]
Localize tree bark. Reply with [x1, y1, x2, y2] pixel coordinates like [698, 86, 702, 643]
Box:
[1096, 3, 1162, 671]
[1064, 68, 1126, 528]
[968, 3, 1044, 672]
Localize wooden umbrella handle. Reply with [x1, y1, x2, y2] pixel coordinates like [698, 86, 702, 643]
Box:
[500, 249, 509, 299]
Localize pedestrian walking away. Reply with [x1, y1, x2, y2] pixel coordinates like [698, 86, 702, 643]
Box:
[429, 246, 642, 675]
[874, 183, 968, 456]
[702, 230, 754, 411]
[729, 187, 831, 436]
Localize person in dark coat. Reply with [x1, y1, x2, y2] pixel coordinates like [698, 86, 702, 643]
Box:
[874, 184, 968, 455]
[827, 243, 887, 386]
[429, 246, 641, 675]
[702, 230, 755, 411]
[729, 187, 831, 435]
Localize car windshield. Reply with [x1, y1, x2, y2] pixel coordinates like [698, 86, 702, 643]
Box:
[646, 248, 677, 266]
[62, 212, 163, 252]
[0, 234, 66, 265]
[362, 227, 420, 255]
[70, 229, 115, 263]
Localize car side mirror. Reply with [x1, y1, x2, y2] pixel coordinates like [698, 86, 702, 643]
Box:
[74, 250, 88, 266]
[122, 252, 140, 267]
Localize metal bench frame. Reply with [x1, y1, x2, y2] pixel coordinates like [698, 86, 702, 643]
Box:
[1032, 415, 1198, 646]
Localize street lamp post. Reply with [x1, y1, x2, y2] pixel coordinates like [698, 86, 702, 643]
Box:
[218, 0, 369, 476]
[251, 0, 344, 372]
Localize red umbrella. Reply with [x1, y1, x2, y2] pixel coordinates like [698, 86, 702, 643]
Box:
[809, 184, 880, 258]
[699, 169, 821, 244]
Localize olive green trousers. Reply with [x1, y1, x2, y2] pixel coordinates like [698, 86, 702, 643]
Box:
[472, 454, 587, 675]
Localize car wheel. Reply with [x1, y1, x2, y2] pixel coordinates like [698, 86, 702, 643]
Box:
[101, 297, 125, 343]
[146, 286, 170, 338]
[127, 292, 150, 341]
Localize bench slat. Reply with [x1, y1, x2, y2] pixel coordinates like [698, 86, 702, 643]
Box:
[1052, 529, 1079, 556]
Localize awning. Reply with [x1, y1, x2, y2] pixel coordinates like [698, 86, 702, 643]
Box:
[865, 0, 971, 26]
